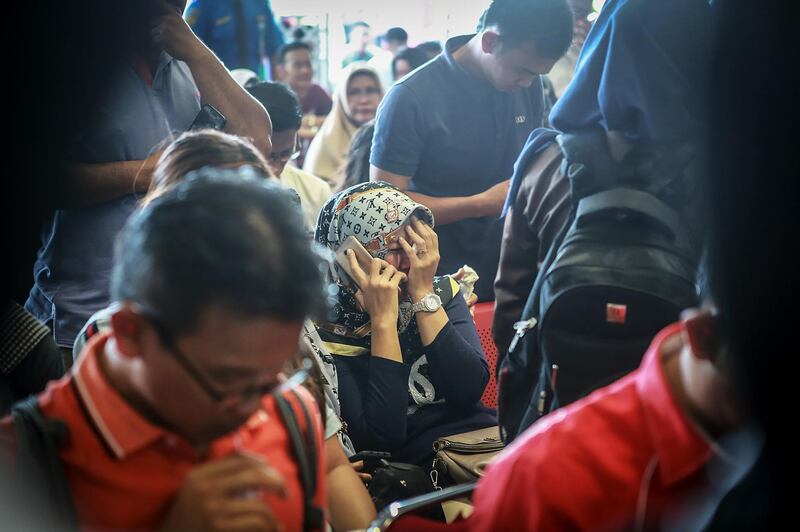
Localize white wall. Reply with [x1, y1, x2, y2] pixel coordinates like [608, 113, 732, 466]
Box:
[271, 0, 491, 87]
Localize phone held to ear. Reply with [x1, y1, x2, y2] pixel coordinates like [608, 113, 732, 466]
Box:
[334, 236, 374, 289]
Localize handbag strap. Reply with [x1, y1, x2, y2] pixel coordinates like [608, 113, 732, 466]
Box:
[272, 389, 325, 531]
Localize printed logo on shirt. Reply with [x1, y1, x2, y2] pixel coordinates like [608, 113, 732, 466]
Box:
[515, 115, 527, 125]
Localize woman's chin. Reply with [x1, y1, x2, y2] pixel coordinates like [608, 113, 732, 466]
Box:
[353, 112, 376, 124]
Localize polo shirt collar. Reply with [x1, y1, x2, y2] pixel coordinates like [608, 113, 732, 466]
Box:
[442, 34, 495, 97]
[72, 333, 166, 459]
[635, 323, 715, 486]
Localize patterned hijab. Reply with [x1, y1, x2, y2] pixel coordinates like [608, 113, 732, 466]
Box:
[314, 181, 434, 337]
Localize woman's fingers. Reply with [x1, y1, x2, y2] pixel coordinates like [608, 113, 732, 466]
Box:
[389, 269, 407, 286]
[368, 255, 384, 279]
[398, 236, 419, 263]
[379, 263, 397, 281]
[346, 249, 369, 287]
[405, 223, 427, 248]
[413, 217, 438, 250]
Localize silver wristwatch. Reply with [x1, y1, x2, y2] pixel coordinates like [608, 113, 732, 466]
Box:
[411, 293, 442, 313]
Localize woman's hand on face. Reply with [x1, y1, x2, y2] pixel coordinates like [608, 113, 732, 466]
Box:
[399, 217, 440, 301]
[347, 250, 406, 328]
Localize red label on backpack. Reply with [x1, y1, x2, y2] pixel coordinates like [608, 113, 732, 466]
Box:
[606, 303, 627, 324]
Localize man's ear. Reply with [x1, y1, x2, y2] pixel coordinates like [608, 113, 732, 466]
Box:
[109, 305, 147, 359]
[481, 30, 501, 54]
[274, 64, 286, 80]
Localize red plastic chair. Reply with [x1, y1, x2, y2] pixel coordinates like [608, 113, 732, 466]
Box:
[472, 302, 498, 409]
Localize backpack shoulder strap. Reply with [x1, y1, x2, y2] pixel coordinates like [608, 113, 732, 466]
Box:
[10, 396, 78, 530]
[576, 187, 683, 242]
[272, 389, 325, 532]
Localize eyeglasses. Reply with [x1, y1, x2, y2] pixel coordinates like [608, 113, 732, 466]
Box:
[346, 86, 381, 98]
[267, 137, 301, 165]
[141, 311, 294, 407]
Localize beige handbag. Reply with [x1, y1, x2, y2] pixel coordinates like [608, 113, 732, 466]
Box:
[431, 426, 505, 487]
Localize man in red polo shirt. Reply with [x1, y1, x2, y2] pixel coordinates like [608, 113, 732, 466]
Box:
[468, 297, 750, 530]
[2, 170, 329, 531]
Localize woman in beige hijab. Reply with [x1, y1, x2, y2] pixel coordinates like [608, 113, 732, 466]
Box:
[303, 64, 383, 191]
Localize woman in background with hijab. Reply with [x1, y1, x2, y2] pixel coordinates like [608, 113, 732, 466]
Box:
[303, 64, 383, 190]
[314, 181, 495, 466]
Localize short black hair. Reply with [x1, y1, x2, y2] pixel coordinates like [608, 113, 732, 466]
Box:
[112, 167, 327, 336]
[392, 47, 429, 79]
[247, 81, 302, 133]
[417, 41, 443, 59]
[276, 41, 312, 65]
[346, 21, 371, 43]
[481, 0, 574, 59]
[385, 27, 408, 44]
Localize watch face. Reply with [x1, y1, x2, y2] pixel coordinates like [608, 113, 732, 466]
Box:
[423, 294, 441, 311]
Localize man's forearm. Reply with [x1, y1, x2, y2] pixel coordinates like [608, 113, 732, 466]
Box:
[184, 46, 272, 155]
[54, 159, 153, 209]
[405, 191, 488, 226]
[371, 165, 492, 225]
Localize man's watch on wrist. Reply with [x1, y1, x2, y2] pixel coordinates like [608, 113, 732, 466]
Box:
[411, 292, 442, 314]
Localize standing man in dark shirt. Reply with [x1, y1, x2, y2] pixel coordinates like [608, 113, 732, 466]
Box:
[185, 0, 285, 79]
[370, 0, 574, 301]
[25, 0, 271, 357]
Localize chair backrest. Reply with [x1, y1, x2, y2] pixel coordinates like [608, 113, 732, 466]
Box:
[472, 302, 498, 409]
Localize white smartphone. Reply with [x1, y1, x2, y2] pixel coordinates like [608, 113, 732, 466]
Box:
[334, 236, 374, 289]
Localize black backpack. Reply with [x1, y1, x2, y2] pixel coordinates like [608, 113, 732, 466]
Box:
[498, 130, 700, 443]
[7, 396, 78, 531]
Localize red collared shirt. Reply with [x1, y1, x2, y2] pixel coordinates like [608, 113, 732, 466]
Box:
[19, 333, 326, 531]
[468, 323, 720, 531]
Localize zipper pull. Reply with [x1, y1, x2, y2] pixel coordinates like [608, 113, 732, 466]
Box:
[536, 390, 547, 416]
[508, 317, 538, 353]
[550, 364, 559, 393]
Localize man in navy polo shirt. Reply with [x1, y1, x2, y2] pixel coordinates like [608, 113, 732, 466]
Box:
[370, 0, 574, 301]
[24, 0, 271, 360]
